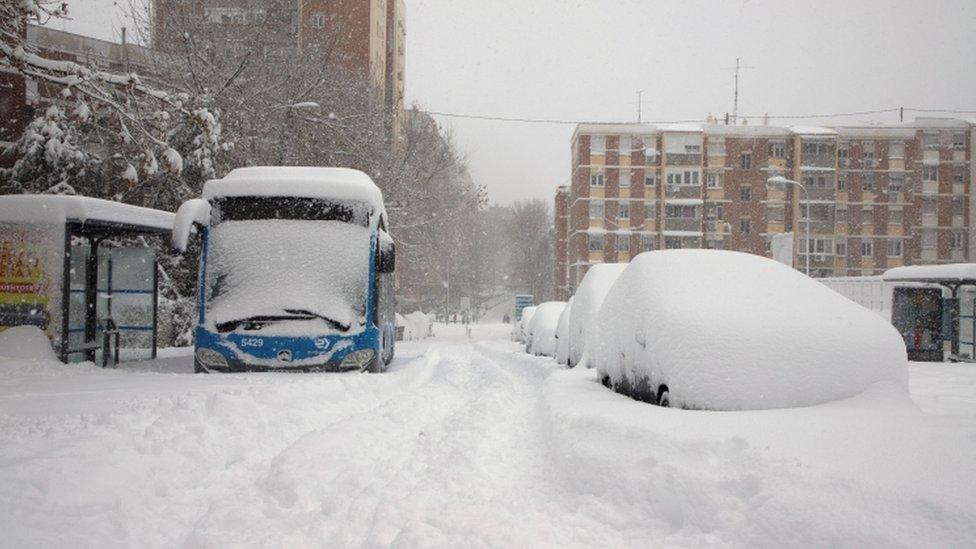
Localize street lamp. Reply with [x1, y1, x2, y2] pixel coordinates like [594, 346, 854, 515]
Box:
[767, 175, 810, 276]
[275, 102, 321, 165]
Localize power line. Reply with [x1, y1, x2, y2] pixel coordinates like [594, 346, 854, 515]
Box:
[426, 107, 976, 126]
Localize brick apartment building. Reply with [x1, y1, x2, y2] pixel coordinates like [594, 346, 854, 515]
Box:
[553, 118, 976, 300]
[0, 26, 152, 169]
[151, 0, 405, 119]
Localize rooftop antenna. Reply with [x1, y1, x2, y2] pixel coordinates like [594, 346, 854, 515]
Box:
[637, 90, 643, 123]
[722, 57, 754, 125]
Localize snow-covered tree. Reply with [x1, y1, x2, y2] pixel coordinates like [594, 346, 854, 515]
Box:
[1, 104, 100, 194]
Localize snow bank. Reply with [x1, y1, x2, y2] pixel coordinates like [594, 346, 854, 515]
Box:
[514, 306, 537, 343]
[594, 250, 908, 410]
[567, 263, 628, 367]
[203, 167, 386, 224]
[400, 311, 434, 341]
[0, 326, 57, 362]
[554, 297, 573, 365]
[527, 301, 566, 357]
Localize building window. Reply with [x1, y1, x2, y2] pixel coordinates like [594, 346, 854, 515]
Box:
[666, 171, 699, 186]
[887, 240, 902, 258]
[922, 231, 937, 248]
[589, 234, 605, 252]
[862, 142, 876, 166]
[617, 136, 632, 155]
[665, 238, 682, 250]
[311, 12, 327, 28]
[922, 133, 938, 149]
[589, 200, 604, 219]
[590, 135, 606, 154]
[617, 235, 630, 252]
[953, 198, 965, 216]
[768, 141, 785, 158]
[801, 238, 833, 255]
[952, 133, 966, 151]
[619, 170, 631, 187]
[889, 208, 903, 224]
[889, 141, 905, 159]
[922, 198, 937, 215]
[707, 139, 726, 156]
[837, 173, 847, 191]
[836, 240, 847, 257]
[641, 234, 655, 252]
[863, 173, 876, 192]
[644, 174, 656, 187]
[952, 232, 965, 250]
[954, 166, 966, 185]
[740, 186, 751, 201]
[861, 240, 873, 257]
[590, 172, 605, 187]
[838, 141, 849, 163]
[836, 207, 848, 223]
[665, 205, 698, 219]
[619, 202, 630, 219]
[644, 202, 655, 220]
[706, 173, 722, 188]
[740, 153, 752, 169]
[889, 173, 905, 191]
[739, 218, 751, 234]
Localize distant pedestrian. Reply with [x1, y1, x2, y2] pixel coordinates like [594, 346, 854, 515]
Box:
[502, 313, 511, 324]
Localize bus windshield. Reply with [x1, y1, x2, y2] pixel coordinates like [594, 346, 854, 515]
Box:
[205, 197, 374, 336]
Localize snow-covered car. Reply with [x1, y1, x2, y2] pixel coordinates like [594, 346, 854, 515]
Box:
[567, 263, 628, 367]
[554, 297, 574, 365]
[526, 301, 566, 356]
[593, 250, 909, 411]
[513, 306, 537, 343]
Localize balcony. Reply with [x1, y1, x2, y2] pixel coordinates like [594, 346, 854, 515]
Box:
[922, 213, 938, 227]
[922, 181, 939, 195]
[665, 185, 703, 200]
[664, 218, 703, 232]
[800, 154, 835, 168]
[665, 153, 702, 167]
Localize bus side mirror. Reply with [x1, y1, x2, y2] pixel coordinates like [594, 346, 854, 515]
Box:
[172, 199, 211, 252]
[379, 241, 396, 273]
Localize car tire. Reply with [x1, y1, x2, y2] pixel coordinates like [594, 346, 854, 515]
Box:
[657, 388, 670, 408]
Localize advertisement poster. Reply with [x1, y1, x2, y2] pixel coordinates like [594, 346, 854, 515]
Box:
[0, 225, 59, 336]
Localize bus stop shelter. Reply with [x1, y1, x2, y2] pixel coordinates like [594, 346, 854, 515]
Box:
[884, 264, 976, 361]
[0, 195, 174, 364]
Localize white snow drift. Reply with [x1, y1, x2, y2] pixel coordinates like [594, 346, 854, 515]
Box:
[567, 263, 628, 367]
[554, 297, 573, 365]
[514, 305, 537, 343]
[593, 250, 909, 410]
[526, 301, 566, 357]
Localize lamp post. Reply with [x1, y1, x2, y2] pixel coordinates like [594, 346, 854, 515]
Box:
[273, 102, 321, 165]
[767, 175, 809, 276]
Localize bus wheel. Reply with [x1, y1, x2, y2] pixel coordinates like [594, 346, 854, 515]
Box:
[657, 386, 670, 408]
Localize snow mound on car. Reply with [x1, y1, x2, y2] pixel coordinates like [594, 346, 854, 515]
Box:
[527, 301, 566, 357]
[593, 250, 909, 410]
[568, 263, 628, 367]
[554, 297, 573, 365]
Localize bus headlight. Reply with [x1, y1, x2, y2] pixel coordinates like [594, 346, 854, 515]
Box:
[196, 347, 228, 369]
[340, 349, 375, 370]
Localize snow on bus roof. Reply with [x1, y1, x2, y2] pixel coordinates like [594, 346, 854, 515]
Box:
[883, 263, 976, 283]
[0, 194, 174, 231]
[203, 167, 386, 215]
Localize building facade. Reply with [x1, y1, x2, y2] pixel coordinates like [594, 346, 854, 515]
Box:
[555, 118, 974, 295]
[151, 0, 405, 116]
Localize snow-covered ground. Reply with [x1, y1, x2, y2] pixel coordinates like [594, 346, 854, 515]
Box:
[1, 324, 975, 546]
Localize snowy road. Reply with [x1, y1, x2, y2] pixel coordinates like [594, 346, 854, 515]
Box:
[2, 324, 976, 547]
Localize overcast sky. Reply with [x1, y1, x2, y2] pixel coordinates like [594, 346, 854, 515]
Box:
[54, 0, 976, 205]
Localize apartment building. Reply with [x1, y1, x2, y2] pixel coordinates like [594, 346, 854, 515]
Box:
[555, 118, 974, 294]
[151, 0, 405, 115]
[0, 26, 153, 169]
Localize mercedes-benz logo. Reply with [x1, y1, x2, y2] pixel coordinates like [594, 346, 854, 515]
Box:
[277, 349, 293, 362]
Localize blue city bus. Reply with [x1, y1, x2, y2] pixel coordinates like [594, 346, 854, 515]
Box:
[175, 167, 396, 373]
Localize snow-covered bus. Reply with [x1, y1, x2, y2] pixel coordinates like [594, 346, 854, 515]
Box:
[174, 167, 396, 373]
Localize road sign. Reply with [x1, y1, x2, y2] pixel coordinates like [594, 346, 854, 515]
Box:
[515, 294, 534, 320]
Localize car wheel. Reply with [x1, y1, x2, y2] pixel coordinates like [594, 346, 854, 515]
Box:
[601, 375, 612, 388]
[657, 388, 670, 408]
